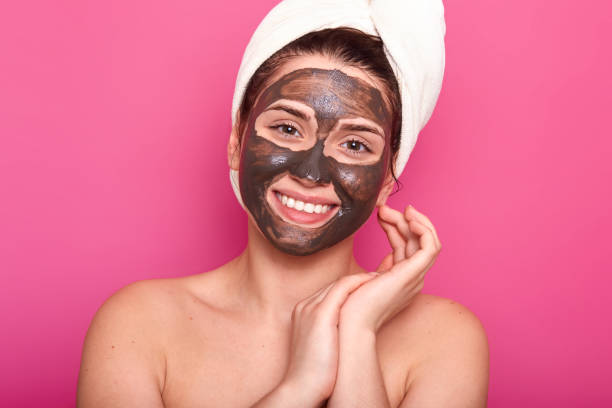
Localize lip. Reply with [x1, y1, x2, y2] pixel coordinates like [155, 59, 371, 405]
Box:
[267, 188, 339, 228]
[272, 187, 340, 206]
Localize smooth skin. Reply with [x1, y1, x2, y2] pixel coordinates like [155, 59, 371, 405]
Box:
[77, 55, 489, 408]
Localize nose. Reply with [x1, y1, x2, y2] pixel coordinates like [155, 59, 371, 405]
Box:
[289, 172, 318, 188]
[291, 139, 331, 185]
[294, 160, 321, 184]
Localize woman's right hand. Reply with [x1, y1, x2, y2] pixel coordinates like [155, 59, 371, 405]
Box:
[279, 272, 379, 406]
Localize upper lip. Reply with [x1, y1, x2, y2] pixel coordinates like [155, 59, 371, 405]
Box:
[273, 187, 340, 206]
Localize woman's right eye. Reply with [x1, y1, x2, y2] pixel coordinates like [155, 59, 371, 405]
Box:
[269, 123, 301, 138]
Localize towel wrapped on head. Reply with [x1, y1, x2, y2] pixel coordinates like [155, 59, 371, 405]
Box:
[229, 0, 446, 208]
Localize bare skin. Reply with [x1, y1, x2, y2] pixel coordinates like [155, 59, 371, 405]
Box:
[77, 55, 489, 407]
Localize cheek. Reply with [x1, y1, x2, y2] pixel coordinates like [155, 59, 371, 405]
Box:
[240, 131, 308, 189]
[242, 133, 289, 174]
[333, 160, 387, 203]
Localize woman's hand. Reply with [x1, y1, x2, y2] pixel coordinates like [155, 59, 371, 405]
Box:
[279, 272, 378, 407]
[338, 204, 442, 334]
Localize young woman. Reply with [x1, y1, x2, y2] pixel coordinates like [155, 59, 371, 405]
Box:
[77, 3, 489, 408]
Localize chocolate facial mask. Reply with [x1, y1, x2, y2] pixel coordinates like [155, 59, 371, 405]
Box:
[239, 68, 392, 256]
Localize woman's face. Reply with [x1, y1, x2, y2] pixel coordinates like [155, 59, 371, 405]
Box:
[235, 55, 394, 256]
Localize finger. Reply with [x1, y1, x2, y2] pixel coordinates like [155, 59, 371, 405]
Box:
[376, 253, 394, 273]
[294, 283, 332, 314]
[317, 273, 377, 317]
[377, 214, 406, 263]
[311, 279, 338, 304]
[406, 206, 441, 251]
[407, 218, 439, 260]
[378, 204, 411, 241]
[308, 281, 334, 304]
[310, 272, 375, 306]
[385, 218, 439, 280]
[405, 228, 421, 258]
[390, 246, 436, 282]
[380, 205, 421, 257]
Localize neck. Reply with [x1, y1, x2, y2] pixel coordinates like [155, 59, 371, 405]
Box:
[231, 218, 365, 327]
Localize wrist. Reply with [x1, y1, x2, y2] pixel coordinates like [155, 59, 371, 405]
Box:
[338, 325, 378, 356]
[339, 323, 377, 342]
[275, 379, 324, 408]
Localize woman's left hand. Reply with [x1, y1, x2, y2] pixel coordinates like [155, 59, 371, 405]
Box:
[339, 204, 442, 334]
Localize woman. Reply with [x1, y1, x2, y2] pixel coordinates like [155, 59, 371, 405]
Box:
[77, 1, 489, 407]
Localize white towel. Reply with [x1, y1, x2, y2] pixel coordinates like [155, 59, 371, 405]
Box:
[229, 0, 446, 209]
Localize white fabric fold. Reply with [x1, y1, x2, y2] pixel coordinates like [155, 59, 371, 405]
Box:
[229, 0, 446, 209]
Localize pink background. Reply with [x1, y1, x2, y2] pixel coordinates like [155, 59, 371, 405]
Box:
[1, 0, 611, 406]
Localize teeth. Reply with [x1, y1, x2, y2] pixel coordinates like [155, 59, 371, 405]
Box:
[275, 192, 334, 215]
[304, 203, 314, 214]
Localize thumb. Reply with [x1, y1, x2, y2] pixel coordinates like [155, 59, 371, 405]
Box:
[376, 253, 394, 273]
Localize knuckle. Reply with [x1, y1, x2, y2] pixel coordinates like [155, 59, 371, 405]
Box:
[337, 275, 357, 287]
[312, 303, 328, 316]
[303, 301, 319, 314]
[293, 302, 304, 314]
[335, 273, 370, 289]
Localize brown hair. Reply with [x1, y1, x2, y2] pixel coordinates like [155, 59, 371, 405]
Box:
[235, 27, 403, 192]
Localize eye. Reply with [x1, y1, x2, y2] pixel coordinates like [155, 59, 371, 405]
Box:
[341, 139, 372, 156]
[269, 123, 301, 138]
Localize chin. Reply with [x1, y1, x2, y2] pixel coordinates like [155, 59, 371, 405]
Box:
[248, 194, 361, 257]
[269, 239, 331, 257]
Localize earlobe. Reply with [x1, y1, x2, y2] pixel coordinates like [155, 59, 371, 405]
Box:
[228, 126, 241, 171]
[376, 172, 395, 207]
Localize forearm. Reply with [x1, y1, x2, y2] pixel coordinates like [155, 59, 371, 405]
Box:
[327, 328, 391, 408]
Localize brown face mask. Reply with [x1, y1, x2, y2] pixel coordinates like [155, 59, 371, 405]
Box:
[239, 67, 393, 256]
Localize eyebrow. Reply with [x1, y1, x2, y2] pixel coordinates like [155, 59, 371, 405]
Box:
[338, 123, 384, 139]
[265, 102, 384, 139]
[265, 104, 312, 122]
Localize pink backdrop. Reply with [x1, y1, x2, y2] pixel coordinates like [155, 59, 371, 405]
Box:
[1, 0, 611, 406]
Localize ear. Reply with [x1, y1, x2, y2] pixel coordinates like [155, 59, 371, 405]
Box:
[376, 170, 395, 207]
[227, 125, 241, 171]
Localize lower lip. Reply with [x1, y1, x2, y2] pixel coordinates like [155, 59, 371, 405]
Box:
[268, 190, 338, 227]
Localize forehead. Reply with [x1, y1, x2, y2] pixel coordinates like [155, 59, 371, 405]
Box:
[256, 67, 392, 127]
[272, 53, 380, 87]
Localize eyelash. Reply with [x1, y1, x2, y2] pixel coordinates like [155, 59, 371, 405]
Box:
[269, 122, 373, 156]
[269, 122, 301, 138]
[341, 139, 372, 156]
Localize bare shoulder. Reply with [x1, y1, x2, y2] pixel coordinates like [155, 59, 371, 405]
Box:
[85, 278, 186, 338]
[83, 273, 219, 331]
[392, 293, 490, 408]
[77, 278, 188, 407]
[400, 293, 488, 339]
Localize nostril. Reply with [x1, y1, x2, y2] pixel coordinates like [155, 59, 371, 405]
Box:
[290, 173, 319, 187]
[296, 167, 320, 182]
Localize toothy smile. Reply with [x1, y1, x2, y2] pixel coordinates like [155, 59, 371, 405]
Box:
[274, 192, 335, 214]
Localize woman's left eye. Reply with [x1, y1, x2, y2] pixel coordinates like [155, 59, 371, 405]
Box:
[341, 139, 371, 155]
